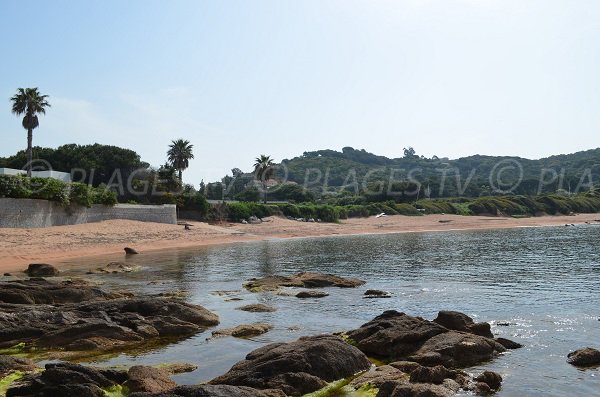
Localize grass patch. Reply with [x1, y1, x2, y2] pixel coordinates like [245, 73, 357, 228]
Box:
[0, 371, 26, 395]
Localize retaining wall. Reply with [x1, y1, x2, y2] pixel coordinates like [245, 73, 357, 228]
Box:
[0, 198, 176, 228]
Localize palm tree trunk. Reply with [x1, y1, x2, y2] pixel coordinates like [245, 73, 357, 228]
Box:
[26, 128, 33, 177]
[178, 169, 183, 182]
[263, 182, 267, 204]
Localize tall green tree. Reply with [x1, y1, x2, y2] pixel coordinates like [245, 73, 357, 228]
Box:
[10, 88, 51, 177]
[167, 139, 194, 181]
[254, 154, 275, 203]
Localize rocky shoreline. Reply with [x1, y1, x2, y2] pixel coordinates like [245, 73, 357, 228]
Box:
[0, 268, 597, 397]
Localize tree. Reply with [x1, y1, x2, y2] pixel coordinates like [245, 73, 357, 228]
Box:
[403, 146, 416, 159]
[10, 88, 51, 177]
[254, 154, 275, 203]
[167, 139, 194, 181]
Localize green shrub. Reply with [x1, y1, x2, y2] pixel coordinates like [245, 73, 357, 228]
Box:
[395, 203, 421, 216]
[69, 183, 93, 207]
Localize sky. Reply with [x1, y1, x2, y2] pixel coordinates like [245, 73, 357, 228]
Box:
[1, 0, 599, 185]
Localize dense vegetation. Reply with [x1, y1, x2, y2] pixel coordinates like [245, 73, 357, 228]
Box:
[0, 175, 117, 207]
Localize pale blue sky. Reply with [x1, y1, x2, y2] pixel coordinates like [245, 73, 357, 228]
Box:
[1, 0, 599, 184]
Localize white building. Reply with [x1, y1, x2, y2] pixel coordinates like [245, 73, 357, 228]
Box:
[0, 168, 72, 183]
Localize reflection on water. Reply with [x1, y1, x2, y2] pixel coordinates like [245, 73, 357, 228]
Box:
[58, 225, 600, 396]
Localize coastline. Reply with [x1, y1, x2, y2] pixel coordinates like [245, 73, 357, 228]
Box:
[1, 213, 599, 273]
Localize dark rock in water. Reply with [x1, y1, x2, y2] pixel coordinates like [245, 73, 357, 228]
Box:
[6, 362, 118, 397]
[4, 273, 12, 277]
[567, 347, 600, 367]
[408, 330, 506, 368]
[346, 310, 509, 367]
[126, 365, 176, 394]
[25, 263, 59, 277]
[474, 370, 503, 390]
[0, 355, 37, 377]
[236, 303, 276, 312]
[244, 272, 365, 291]
[0, 281, 219, 353]
[496, 337, 523, 349]
[128, 384, 286, 397]
[296, 290, 329, 298]
[209, 334, 371, 396]
[363, 289, 392, 298]
[433, 310, 494, 338]
[124, 247, 139, 254]
[0, 278, 114, 304]
[473, 381, 492, 395]
[211, 323, 273, 338]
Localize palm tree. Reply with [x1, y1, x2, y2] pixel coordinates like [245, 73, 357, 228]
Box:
[10, 88, 51, 177]
[167, 139, 194, 181]
[254, 154, 274, 203]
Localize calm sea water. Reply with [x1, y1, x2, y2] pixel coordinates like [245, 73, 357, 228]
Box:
[58, 225, 600, 396]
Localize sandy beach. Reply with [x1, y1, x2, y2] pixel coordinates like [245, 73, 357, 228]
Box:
[1, 213, 599, 273]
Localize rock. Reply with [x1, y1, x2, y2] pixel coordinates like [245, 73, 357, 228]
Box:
[209, 334, 371, 396]
[0, 291, 219, 353]
[248, 216, 262, 224]
[4, 273, 12, 276]
[159, 363, 198, 374]
[474, 370, 502, 390]
[346, 310, 508, 367]
[126, 365, 176, 394]
[363, 289, 391, 298]
[473, 381, 492, 395]
[567, 347, 600, 367]
[124, 247, 139, 254]
[7, 362, 118, 397]
[241, 219, 248, 224]
[244, 272, 366, 292]
[376, 380, 459, 397]
[389, 361, 423, 374]
[0, 356, 37, 377]
[408, 330, 506, 368]
[236, 304, 276, 312]
[296, 290, 329, 298]
[0, 278, 115, 304]
[349, 365, 408, 389]
[128, 384, 286, 397]
[24, 263, 59, 277]
[211, 323, 273, 338]
[433, 311, 494, 338]
[409, 365, 454, 384]
[89, 262, 137, 274]
[496, 337, 523, 349]
[346, 310, 448, 360]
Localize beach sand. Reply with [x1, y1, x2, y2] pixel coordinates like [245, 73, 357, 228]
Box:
[1, 213, 599, 273]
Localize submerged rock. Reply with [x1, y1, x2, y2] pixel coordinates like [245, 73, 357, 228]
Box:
[244, 272, 366, 292]
[346, 310, 510, 367]
[236, 304, 276, 312]
[296, 290, 329, 299]
[567, 347, 600, 367]
[363, 289, 392, 298]
[24, 263, 59, 277]
[211, 323, 273, 338]
[209, 334, 371, 396]
[474, 370, 503, 391]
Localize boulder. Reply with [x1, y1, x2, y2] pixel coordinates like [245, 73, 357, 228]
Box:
[126, 366, 176, 394]
[567, 347, 600, 367]
[376, 380, 460, 397]
[24, 263, 59, 277]
[346, 310, 509, 367]
[363, 289, 391, 298]
[296, 290, 329, 298]
[496, 337, 523, 349]
[0, 278, 114, 305]
[236, 304, 276, 312]
[244, 272, 365, 292]
[0, 356, 37, 377]
[211, 323, 273, 338]
[0, 291, 219, 354]
[349, 365, 408, 389]
[409, 365, 454, 384]
[433, 311, 493, 338]
[209, 334, 371, 396]
[474, 370, 502, 391]
[124, 247, 139, 254]
[6, 362, 119, 397]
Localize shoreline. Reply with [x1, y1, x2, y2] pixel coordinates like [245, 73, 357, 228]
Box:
[1, 213, 599, 273]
